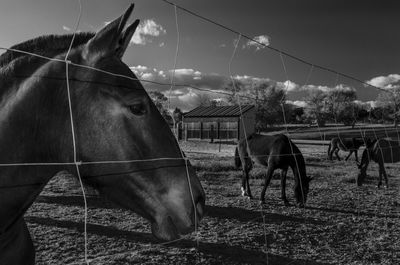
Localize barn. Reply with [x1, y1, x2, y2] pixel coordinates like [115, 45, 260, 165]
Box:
[182, 105, 256, 141]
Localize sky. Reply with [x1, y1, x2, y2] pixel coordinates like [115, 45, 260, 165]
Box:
[0, 0, 399, 111]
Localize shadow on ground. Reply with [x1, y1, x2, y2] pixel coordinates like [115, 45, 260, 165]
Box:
[26, 216, 329, 265]
[206, 205, 326, 225]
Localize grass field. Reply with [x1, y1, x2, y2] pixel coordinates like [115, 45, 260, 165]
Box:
[26, 128, 400, 264]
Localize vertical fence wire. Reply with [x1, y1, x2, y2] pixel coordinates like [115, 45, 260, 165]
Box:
[169, 4, 200, 251]
[64, 0, 90, 264]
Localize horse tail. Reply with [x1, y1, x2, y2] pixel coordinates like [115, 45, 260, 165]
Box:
[234, 147, 242, 169]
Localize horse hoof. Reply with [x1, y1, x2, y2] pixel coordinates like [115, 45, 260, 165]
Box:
[244, 194, 252, 200]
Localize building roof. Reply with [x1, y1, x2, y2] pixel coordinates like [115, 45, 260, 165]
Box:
[183, 105, 255, 118]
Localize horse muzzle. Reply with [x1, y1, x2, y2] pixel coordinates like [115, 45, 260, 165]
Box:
[151, 194, 205, 241]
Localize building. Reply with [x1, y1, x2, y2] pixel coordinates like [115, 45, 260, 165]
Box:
[182, 105, 256, 141]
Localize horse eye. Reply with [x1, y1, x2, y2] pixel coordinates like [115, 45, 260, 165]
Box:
[129, 102, 146, 115]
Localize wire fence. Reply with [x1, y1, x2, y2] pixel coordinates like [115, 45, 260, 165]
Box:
[0, 0, 399, 264]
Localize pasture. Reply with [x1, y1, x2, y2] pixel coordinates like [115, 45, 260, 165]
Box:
[27, 134, 400, 264]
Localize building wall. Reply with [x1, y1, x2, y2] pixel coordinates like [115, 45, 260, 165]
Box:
[182, 109, 256, 141]
[238, 108, 256, 139]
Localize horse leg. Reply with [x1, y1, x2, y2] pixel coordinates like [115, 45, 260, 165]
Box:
[0, 218, 35, 265]
[280, 167, 290, 206]
[345, 151, 353, 161]
[334, 149, 341, 161]
[328, 145, 333, 160]
[354, 150, 359, 163]
[245, 169, 253, 199]
[241, 168, 252, 198]
[378, 163, 389, 188]
[260, 166, 275, 204]
[241, 169, 247, 197]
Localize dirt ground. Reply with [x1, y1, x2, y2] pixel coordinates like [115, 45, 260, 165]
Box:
[27, 142, 400, 264]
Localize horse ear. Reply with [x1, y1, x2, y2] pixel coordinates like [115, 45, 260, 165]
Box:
[83, 4, 138, 60]
[115, 19, 140, 58]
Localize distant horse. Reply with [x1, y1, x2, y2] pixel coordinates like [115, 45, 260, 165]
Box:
[234, 134, 312, 207]
[357, 138, 400, 188]
[0, 5, 205, 265]
[327, 137, 365, 162]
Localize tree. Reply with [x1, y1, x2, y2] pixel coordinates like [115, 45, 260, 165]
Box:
[225, 80, 287, 130]
[254, 84, 286, 130]
[353, 103, 370, 123]
[172, 107, 183, 124]
[171, 107, 183, 138]
[375, 88, 400, 127]
[324, 89, 357, 125]
[289, 106, 305, 123]
[148, 91, 172, 123]
[303, 89, 329, 127]
[337, 103, 357, 127]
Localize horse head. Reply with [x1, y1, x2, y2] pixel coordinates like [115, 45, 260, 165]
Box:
[59, 4, 205, 241]
[294, 175, 312, 208]
[356, 148, 370, 186]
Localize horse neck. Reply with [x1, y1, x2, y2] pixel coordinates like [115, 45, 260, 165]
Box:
[290, 154, 307, 184]
[359, 149, 371, 171]
[0, 60, 73, 229]
[1, 58, 73, 159]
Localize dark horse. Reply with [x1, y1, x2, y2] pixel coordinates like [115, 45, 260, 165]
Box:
[0, 4, 205, 265]
[327, 137, 365, 162]
[234, 134, 312, 207]
[357, 138, 400, 188]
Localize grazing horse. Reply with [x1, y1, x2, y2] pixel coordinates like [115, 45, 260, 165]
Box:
[327, 137, 365, 162]
[0, 4, 205, 265]
[357, 138, 400, 188]
[234, 134, 312, 207]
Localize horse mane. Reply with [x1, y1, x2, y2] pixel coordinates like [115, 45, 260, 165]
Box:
[0, 32, 94, 69]
[0, 33, 95, 98]
[366, 138, 378, 149]
[246, 133, 257, 141]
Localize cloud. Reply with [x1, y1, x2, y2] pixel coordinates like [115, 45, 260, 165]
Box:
[141, 73, 154, 80]
[277, 80, 300, 92]
[129, 65, 231, 111]
[366, 74, 400, 90]
[286, 100, 308, 108]
[62, 25, 71, 31]
[131, 19, 166, 45]
[366, 100, 377, 108]
[129, 65, 368, 112]
[300, 84, 355, 93]
[243, 35, 271, 51]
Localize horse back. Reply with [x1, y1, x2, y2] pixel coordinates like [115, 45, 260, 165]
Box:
[372, 139, 400, 163]
[331, 137, 363, 151]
